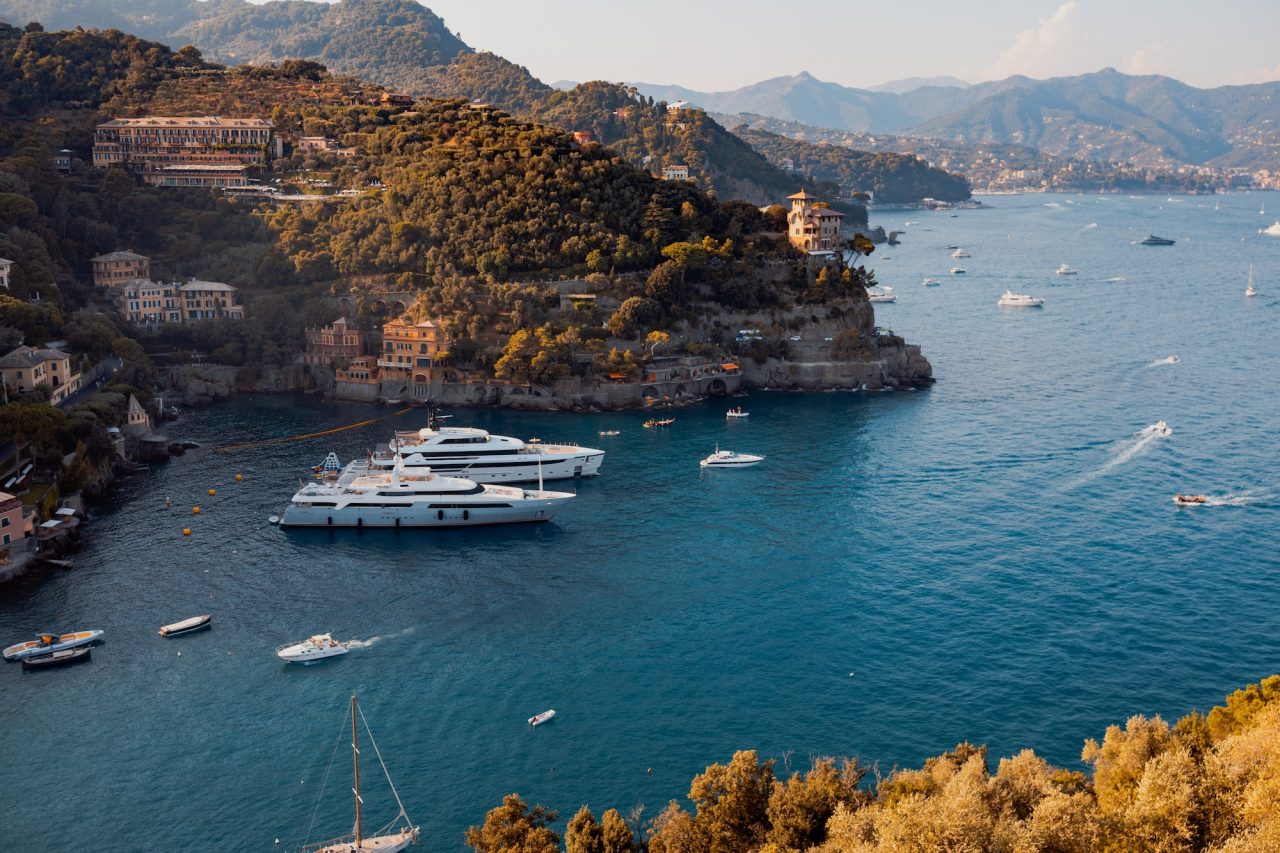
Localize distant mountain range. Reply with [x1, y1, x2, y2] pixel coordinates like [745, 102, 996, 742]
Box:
[633, 69, 1280, 169]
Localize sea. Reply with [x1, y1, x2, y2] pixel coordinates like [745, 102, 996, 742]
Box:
[2, 192, 1278, 851]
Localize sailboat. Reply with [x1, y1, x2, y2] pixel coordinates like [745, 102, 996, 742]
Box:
[301, 696, 420, 853]
[1246, 265, 1257, 298]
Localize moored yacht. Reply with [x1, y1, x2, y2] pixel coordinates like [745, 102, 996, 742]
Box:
[867, 290, 896, 303]
[1246, 264, 1257, 297]
[998, 291, 1044, 307]
[1140, 234, 1176, 246]
[1055, 264, 1078, 275]
[278, 634, 349, 664]
[281, 457, 574, 528]
[349, 402, 603, 484]
[700, 449, 765, 468]
[951, 248, 970, 258]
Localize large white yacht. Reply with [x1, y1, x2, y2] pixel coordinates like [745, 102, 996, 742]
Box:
[280, 457, 574, 528]
[348, 402, 604, 483]
[998, 290, 1045, 307]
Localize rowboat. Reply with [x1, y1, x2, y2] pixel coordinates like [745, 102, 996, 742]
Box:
[4, 630, 104, 661]
[528, 709, 556, 726]
[159, 615, 212, 637]
[643, 418, 675, 429]
[22, 647, 91, 670]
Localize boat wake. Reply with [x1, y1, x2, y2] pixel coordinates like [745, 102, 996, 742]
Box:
[1064, 422, 1171, 490]
[1201, 489, 1277, 507]
[347, 627, 415, 650]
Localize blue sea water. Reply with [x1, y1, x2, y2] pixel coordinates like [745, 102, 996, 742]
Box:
[2, 192, 1279, 852]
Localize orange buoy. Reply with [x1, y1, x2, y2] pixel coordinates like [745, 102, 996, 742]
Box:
[235, 473, 244, 482]
[182, 528, 192, 536]
[208, 488, 216, 496]
[192, 506, 201, 515]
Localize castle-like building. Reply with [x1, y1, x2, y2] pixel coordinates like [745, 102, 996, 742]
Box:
[785, 189, 846, 253]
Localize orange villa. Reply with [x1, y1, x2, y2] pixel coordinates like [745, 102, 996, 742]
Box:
[91, 250, 150, 288]
[0, 346, 82, 406]
[786, 189, 846, 253]
[378, 317, 449, 383]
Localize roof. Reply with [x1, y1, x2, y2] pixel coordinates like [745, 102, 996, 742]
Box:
[721, 363, 741, 371]
[157, 164, 247, 173]
[0, 346, 70, 369]
[91, 250, 148, 263]
[0, 257, 11, 266]
[127, 394, 146, 414]
[98, 116, 273, 130]
[179, 280, 237, 292]
[787, 190, 818, 200]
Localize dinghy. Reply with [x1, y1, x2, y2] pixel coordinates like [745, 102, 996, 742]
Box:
[159, 615, 212, 637]
[528, 709, 556, 726]
[22, 647, 91, 670]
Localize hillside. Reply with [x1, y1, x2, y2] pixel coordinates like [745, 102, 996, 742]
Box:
[734, 127, 971, 204]
[635, 68, 1280, 170]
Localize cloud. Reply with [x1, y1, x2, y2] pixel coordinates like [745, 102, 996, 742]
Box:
[1123, 44, 1173, 77]
[980, 2, 1084, 81]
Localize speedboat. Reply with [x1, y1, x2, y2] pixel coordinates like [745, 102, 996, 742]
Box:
[1140, 234, 1175, 246]
[726, 407, 749, 419]
[159, 615, 212, 637]
[922, 277, 940, 287]
[281, 457, 574, 528]
[349, 401, 604, 483]
[1154, 420, 1172, 436]
[950, 267, 966, 275]
[277, 633, 349, 664]
[867, 290, 896, 303]
[951, 248, 970, 258]
[1260, 221, 1280, 237]
[998, 291, 1044, 307]
[1173, 494, 1207, 506]
[1167, 354, 1180, 364]
[22, 647, 91, 670]
[700, 449, 765, 468]
[643, 418, 675, 428]
[4, 630, 104, 661]
[528, 709, 556, 726]
[598, 430, 620, 436]
[1055, 264, 1078, 275]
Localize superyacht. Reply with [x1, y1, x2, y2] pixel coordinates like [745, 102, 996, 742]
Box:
[348, 402, 605, 483]
[280, 457, 575, 528]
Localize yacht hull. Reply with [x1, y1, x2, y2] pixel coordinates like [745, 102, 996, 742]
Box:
[279, 495, 572, 528]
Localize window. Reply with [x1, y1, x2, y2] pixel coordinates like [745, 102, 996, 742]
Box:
[1, 516, 9, 528]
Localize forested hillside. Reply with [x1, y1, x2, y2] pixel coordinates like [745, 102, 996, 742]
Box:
[735, 127, 971, 204]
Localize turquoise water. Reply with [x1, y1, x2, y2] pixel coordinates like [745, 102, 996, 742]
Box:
[2, 192, 1278, 851]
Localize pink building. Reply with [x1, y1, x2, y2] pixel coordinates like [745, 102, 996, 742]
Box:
[304, 316, 365, 366]
[0, 490, 25, 551]
[91, 250, 150, 288]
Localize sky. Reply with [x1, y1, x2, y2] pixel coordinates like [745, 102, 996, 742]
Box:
[413, 0, 1280, 91]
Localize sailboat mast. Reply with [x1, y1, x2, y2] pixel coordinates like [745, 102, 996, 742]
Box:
[352, 694, 363, 846]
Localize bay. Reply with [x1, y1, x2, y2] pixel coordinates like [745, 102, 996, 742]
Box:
[1, 191, 1278, 851]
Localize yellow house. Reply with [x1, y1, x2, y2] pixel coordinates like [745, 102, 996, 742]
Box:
[0, 346, 81, 406]
[378, 318, 448, 383]
[786, 189, 846, 253]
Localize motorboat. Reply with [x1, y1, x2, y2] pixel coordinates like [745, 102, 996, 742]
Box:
[1260, 221, 1280, 237]
[726, 407, 749, 419]
[944, 244, 959, 250]
[998, 291, 1044, 307]
[1140, 234, 1175, 246]
[277, 633, 349, 664]
[643, 418, 675, 428]
[951, 248, 970, 258]
[922, 277, 940, 287]
[950, 267, 966, 275]
[700, 449, 765, 468]
[1246, 264, 1257, 297]
[348, 401, 604, 483]
[4, 629, 104, 661]
[1154, 420, 1173, 436]
[1055, 264, 1078, 275]
[528, 709, 556, 727]
[1173, 494, 1208, 506]
[159, 615, 212, 637]
[21, 647, 91, 670]
[598, 430, 620, 436]
[301, 696, 419, 853]
[281, 457, 574, 528]
[867, 290, 896, 303]
[1167, 354, 1180, 364]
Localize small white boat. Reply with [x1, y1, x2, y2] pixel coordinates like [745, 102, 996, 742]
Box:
[1173, 494, 1207, 506]
[1154, 420, 1173, 436]
[922, 277, 940, 287]
[998, 291, 1044, 308]
[1167, 354, 1180, 364]
[701, 449, 765, 468]
[4, 630, 104, 661]
[726, 407, 749, 419]
[1245, 264, 1257, 297]
[159, 615, 212, 637]
[1055, 264, 1078, 275]
[598, 430, 620, 436]
[529, 709, 556, 726]
[950, 267, 966, 275]
[277, 633, 349, 664]
[1260, 221, 1280, 237]
[951, 248, 970, 258]
[867, 290, 896, 303]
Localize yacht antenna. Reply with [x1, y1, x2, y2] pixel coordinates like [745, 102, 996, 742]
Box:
[424, 399, 439, 431]
[537, 453, 544, 495]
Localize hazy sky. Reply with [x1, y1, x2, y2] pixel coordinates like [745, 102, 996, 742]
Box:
[415, 0, 1280, 91]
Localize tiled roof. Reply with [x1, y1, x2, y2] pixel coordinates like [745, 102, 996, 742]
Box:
[98, 116, 272, 129]
[0, 346, 68, 369]
[91, 250, 148, 262]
